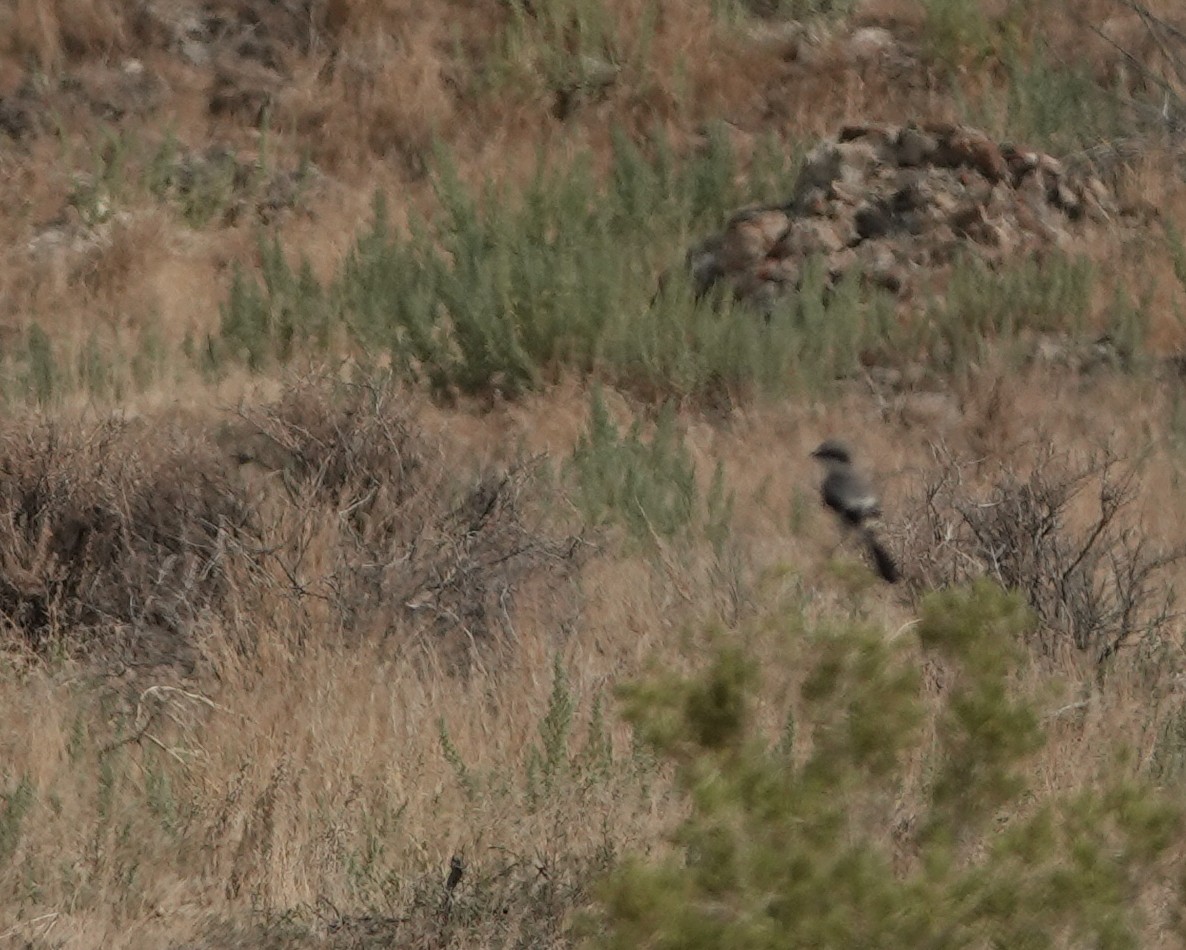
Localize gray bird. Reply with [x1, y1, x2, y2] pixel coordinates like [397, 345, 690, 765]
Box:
[810, 439, 900, 584]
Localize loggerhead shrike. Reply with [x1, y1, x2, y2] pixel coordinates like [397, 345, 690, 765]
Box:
[810, 439, 900, 584]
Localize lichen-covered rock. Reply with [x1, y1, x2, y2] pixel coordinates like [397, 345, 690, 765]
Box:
[675, 122, 1115, 315]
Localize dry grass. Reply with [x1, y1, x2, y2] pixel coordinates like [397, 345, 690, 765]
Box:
[3, 0, 1186, 945]
[0, 379, 713, 947]
[2, 0, 1183, 356]
[0, 623, 670, 946]
[0, 0, 130, 71]
[1, 366, 1186, 945]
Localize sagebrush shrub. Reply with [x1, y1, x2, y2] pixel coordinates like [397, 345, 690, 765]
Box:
[592, 582, 1185, 948]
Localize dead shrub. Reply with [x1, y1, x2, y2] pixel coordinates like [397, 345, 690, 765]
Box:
[221, 376, 428, 518]
[220, 377, 586, 672]
[902, 442, 1186, 664]
[0, 416, 254, 669]
[0, 377, 585, 676]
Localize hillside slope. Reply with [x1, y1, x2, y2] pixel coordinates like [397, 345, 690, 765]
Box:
[3, 1, 1186, 947]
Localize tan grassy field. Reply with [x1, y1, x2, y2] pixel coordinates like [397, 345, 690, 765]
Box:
[4, 0, 1186, 946]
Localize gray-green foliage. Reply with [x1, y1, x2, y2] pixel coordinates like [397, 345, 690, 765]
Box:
[918, 0, 999, 69]
[209, 126, 1120, 403]
[25, 324, 57, 406]
[493, 0, 631, 106]
[527, 655, 580, 807]
[921, 251, 1094, 373]
[925, 5, 1127, 149]
[333, 133, 759, 397]
[146, 134, 242, 228]
[567, 388, 733, 547]
[437, 652, 638, 814]
[438, 717, 480, 804]
[712, 0, 857, 23]
[1151, 698, 1186, 783]
[1165, 220, 1186, 298]
[0, 322, 173, 408]
[1101, 281, 1155, 371]
[213, 129, 890, 401]
[66, 121, 312, 230]
[77, 332, 112, 401]
[218, 238, 330, 372]
[990, 47, 1126, 151]
[594, 581, 1184, 949]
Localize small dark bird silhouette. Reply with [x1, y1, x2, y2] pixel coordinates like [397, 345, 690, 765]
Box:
[446, 854, 465, 893]
[810, 439, 900, 584]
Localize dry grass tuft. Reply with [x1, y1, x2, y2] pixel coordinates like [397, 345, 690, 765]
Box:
[0, 0, 130, 71]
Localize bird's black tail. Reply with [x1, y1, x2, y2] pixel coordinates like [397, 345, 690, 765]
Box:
[863, 528, 900, 584]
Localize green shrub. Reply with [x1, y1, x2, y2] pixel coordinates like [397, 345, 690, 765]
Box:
[131, 325, 167, 392]
[712, 0, 856, 23]
[592, 581, 1185, 948]
[527, 654, 580, 807]
[0, 320, 182, 408]
[977, 46, 1126, 151]
[493, 0, 624, 104]
[146, 134, 241, 227]
[0, 776, 34, 867]
[77, 332, 113, 401]
[436, 651, 644, 815]
[921, 251, 1094, 373]
[919, 0, 997, 70]
[1165, 219, 1186, 294]
[65, 127, 135, 226]
[567, 388, 733, 547]
[211, 130, 817, 400]
[25, 324, 57, 406]
[208, 126, 901, 402]
[210, 129, 1110, 399]
[217, 237, 332, 372]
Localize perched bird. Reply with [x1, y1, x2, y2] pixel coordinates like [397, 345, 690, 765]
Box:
[810, 439, 900, 584]
[446, 854, 465, 893]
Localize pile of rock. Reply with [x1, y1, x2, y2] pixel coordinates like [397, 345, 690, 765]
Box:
[682, 122, 1114, 314]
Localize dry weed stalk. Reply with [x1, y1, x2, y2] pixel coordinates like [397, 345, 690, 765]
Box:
[1091, 0, 1186, 125]
[906, 441, 1186, 664]
[98, 683, 225, 766]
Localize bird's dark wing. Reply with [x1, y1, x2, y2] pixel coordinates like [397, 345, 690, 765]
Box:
[822, 467, 881, 524]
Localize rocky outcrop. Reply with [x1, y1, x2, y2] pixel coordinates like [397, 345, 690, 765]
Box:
[680, 122, 1115, 315]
